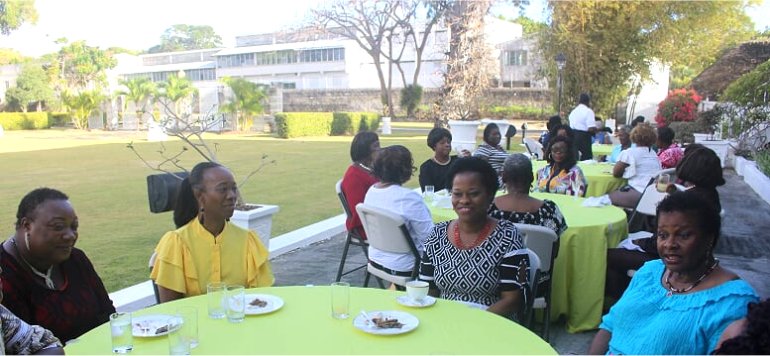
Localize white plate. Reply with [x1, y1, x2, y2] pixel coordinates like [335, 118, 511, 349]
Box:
[244, 294, 284, 315]
[132, 315, 181, 337]
[353, 310, 419, 335]
[396, 295, 436, 308]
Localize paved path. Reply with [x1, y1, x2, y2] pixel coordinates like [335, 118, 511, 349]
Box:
[270, 169, 770, 354]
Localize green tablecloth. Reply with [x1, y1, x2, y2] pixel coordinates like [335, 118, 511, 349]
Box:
[532, 160, 626, 197]
[592, 144, 615, 156]
[66, 286, 555, 354]
[429, 192, 628, 333]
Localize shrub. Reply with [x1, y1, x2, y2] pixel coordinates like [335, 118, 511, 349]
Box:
[274, 112, 334, 138]
[668, 121, 700, 144]
[330, 112, 380, 135]
[655, 88, 702, 127]
[47, 112, 71, 127]
[756, 149, 770, 177]
[0, 112, 50, 130]
[721, 60, 770, 107]
[481, 104, 544, 120]
[400, 85, 423, 118]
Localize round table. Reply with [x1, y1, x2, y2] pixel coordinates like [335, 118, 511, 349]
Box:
[428, 192, 628, 333]
[65, 286, 556, 354]
[532, 160, 626, 197]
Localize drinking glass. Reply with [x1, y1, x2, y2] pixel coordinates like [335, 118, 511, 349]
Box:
[110, 312, 133, 354]
[657, 174, 671, 192]
[176, 306, 198, 349]
[424, 185, 435, 203]
[225, 285, 246, 323]
[330, 282, 350, 319]
[207, 282, 226, 319]
[167, 316, 190, 355]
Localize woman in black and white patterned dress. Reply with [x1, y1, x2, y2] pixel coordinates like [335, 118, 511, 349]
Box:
[419, 157, 530, 318]
[489, 153, 567, 237]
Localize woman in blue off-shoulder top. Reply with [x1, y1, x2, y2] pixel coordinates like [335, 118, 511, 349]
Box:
[589, 191, 758, 355]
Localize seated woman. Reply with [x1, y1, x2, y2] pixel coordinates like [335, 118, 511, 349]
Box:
[657, 126, 683, 169]
[420, 157, 530, 318]
[538, 115, 563, 149]
[608, 123, 661, 209]
[605, 145, 726, 300]
[473, 123, 509, 183]
[341, 131, 380, 239]
[489, 153, 567, 237]
[606, 125, 632, 163]
[419, 127, 463, 192]
[1, 188, 115, 343]
[151, 162, 274, 303]
[593, 118, 612, 144]
[534, 136, 587, 196]
[365, 145, 433, 276]
[589, 192, 759, 355]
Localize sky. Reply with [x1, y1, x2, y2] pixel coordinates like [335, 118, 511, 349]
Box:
[1, 0, 769, 58]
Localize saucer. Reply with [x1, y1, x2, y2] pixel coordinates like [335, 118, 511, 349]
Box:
[396, 295, 436, 308]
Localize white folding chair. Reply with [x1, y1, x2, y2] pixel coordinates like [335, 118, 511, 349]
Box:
[628, 178, 669, 224]
[523, 137, 544, 160]
[149, 251, 160, 304]
[335, 179, 373, 286]
[355, 203, 420, 287]
[515, 223, 559, 342]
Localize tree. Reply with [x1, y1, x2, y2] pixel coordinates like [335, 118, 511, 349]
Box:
[50, 40, 117, 91]
[540, 1, 754, 116]
[155, 73, 197, 121]
[438, 0, 497, 121]
[148, 24, 223, 53]
[502, 15, 546, 35]
[220, 77, 268, 132]
[118, 77, 156, 129]
[61, 90, 105, 130]
[0, 0, 37, 35]
[4, 62, 53, 112]
[0, 48, 24, 65]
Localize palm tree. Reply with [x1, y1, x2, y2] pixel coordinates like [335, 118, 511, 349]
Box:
[118, 77, 156, 129]
[61, 90, 105, 130]
[157, 73, 197, 119]
[220, 77, 268, 131]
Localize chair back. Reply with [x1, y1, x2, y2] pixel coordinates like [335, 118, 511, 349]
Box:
[635, 181, 668, 217]
[356, 203, 419, 257]
[523, 137, 544, 160]
[335, 179, 354, 219]
[514, 223, 559, 273]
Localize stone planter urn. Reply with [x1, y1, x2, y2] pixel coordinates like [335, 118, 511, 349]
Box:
[448, 120, 480, 155]
[699, 139, 731, 168]
[230, 205, 280, 250]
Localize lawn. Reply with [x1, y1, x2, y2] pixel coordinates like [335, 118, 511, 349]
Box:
[0, 127, 524, 292]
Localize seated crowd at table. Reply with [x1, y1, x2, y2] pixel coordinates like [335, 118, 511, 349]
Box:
[0, 119, 765, 355]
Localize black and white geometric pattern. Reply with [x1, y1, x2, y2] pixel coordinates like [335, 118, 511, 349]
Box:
[419, 220, 529, 307]
[488, 199, 568, 237]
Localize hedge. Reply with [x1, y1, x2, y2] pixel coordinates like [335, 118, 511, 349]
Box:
[330, 112, 381, 135]
[47, 112, 72, 127]
[0, 112, 50, 130]
[274, 112, 334, 138]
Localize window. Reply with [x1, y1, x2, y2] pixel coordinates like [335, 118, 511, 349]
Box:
[506, 50, 527, 66]
[296, 48, 345, 63]
[184, 69, 216, 81]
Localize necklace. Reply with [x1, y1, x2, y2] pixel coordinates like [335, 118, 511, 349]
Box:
[665, 259, 719, 297]
[11, 237, 55, 289]
[356, 162, 373, 173]
[452, 219, 494, 250]
[432, 156, 451, 166]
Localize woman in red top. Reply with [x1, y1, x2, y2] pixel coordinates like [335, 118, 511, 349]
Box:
[341, 131, 380, 239]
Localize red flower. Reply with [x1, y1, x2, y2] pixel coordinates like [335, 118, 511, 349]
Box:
[655, 89, 702, 127]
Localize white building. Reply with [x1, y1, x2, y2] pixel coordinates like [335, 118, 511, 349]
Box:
[0, 64, 22, 109]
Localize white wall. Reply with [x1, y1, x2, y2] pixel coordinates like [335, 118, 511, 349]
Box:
[626, 62, 670, 124]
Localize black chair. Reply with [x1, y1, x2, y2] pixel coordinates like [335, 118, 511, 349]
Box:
[334, 179, 374, 286]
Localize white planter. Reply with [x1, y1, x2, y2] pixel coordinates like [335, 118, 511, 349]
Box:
[230, 204, 280, 250]
[700, 140, 730, 168]
[734, 156, 756, 176]
[693, 133, 712, 143]
[480, 119, 511, 138]
[743, 163, 770, 206]
[380, 117, 392, 135]
[448, 120, 480, 155]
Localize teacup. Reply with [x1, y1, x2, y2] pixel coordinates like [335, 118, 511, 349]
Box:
[405, 280, 429, 303]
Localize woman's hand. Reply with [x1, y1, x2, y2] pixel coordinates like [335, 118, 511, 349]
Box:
[486, 289, 522, 318]
[612, 161, 629, 178]
[157, 285, 184, 303]
[588, 329, 612, 354]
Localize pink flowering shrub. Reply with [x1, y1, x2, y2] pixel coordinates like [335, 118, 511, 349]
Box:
[655, 88, 702, 127]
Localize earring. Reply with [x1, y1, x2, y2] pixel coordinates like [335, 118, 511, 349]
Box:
[25, 232, 31, 250]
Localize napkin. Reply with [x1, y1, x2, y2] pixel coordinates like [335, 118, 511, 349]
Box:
[581, 195, 611, 207]
[617, 231, 654, 252]
[580, 159, 598, 165]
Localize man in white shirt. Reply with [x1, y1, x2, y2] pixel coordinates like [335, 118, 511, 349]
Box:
[568, 93, 597, 160]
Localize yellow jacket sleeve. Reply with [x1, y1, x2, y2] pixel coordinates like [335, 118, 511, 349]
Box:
[150, 231, 201, 296]
[246, 231, 275, 288]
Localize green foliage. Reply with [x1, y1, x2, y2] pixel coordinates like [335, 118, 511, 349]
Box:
[721, 59, 770, 107]
[0, 0, 37, 35]
[0, 48, 25, 65]
[46, 112, 71, 126]
[155, 75, 197, 118]
[118, 77, 156, 127]
[53, 40, 117, 90]
[481, 104, 544, 119]
[655, 88, 702, 127]
[220, 77, 268, 131]
[61, 90, 105, 129]
[275, 112, 334, 138]
[0, 112, 48, 130]
[400, 85, 423, 118]
[148, 24, 223, 53]
[503, 16, 547, 35]
[756, 149, 770, 177]
[668, 121, 700, 144]
[4, 63, 54, 112]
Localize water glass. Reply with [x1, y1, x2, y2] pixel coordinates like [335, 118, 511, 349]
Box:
[176, 306, 198, 349]
[167, 316, 190, 355]
[424, 185, 435, 203]
[657, 174, 671, 192]
[207, 282, 227, 319]
[109, 312, 133, 354]
[225, 284, 246, 323]
[330, 282, 350, 319]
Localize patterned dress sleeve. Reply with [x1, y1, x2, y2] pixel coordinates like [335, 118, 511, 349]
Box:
[497, 223, 530, 294]
[1, 305, 62, 355]
[418, 224, 443, 290]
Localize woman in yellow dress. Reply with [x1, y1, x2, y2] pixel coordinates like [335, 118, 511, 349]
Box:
[151, 162, 274, 302]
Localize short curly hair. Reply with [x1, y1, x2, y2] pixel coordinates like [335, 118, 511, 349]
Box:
[372, 145, 414, 185]
[426, 127, 452, 150]
[15, 188, 69, 229]
[446, 157, 499, 196]
[630, 123, 657, 147]
[714, 299, 770, 354]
